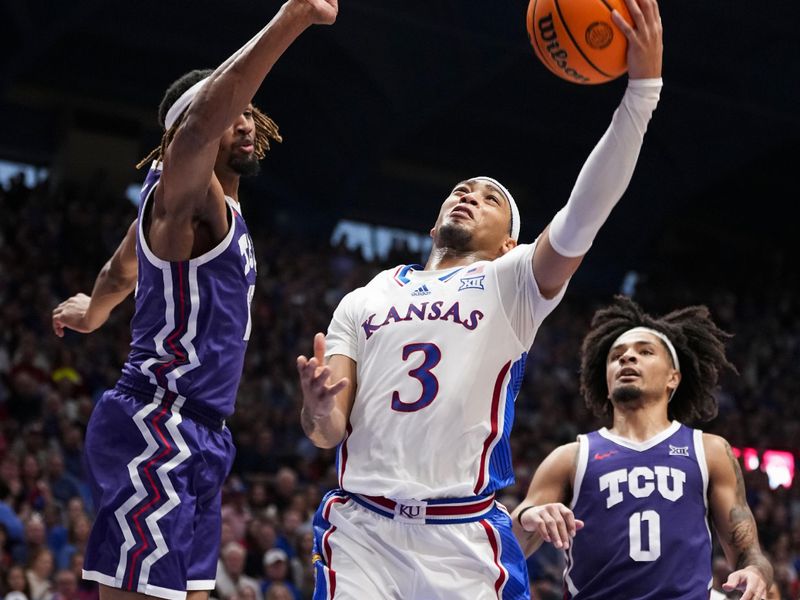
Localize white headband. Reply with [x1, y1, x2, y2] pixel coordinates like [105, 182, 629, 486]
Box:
[472, 176, 520, 241]
[164, 76, 210, 130]
[614, 326, 680, 372]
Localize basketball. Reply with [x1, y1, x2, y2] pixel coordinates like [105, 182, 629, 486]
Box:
[527, 0, 632, 85]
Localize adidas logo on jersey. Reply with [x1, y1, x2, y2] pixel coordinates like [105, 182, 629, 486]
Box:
[411, 284, 431, 296]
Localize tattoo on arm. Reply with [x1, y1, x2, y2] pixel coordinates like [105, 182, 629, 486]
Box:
[723, 442, 773, 583]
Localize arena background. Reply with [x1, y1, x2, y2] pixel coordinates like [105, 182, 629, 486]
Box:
[1, 1, 799, 599]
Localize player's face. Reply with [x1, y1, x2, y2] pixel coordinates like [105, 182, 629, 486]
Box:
[430, 179, 514, 255]
[217, 104, 260, 177]
[606, 331, 680, 407]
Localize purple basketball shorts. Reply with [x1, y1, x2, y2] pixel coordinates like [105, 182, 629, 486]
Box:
[82, 385, 234, 600]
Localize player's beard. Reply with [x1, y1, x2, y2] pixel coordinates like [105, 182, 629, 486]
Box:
[230, 153, 260, 177]
[611, 385, 643, 405]
[436, 221, 473, 252]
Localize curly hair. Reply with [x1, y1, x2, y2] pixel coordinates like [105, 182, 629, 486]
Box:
[136, 69, 282, 169]
[580, 294, 737, 423]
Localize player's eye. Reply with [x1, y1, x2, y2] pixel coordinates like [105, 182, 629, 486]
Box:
[487, 195, 499, 204]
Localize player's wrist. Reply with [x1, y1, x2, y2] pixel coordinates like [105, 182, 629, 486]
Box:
[282, 0, 334, 27]
[280, 1, 318, 29]
[82, 309, 105, 332]
[302, 403, 333, 421]
[627, 77, 663, 88]
[516, 504, 537, 527]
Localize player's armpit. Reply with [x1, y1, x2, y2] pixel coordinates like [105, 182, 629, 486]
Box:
[704, 434, 773, 592]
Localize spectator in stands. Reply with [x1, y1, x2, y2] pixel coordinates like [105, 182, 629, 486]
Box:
[12, 515, 47, 567]
[51, 569, 80, 600]
[67, 553, 97, 600]
[3, 564, 32, 600]
[58, 424, 85, 484]
[0, 481, 24, 549]
[44, 451, 81, 509]
[25, 548, 54, 600]
[56, 515, 90, 571]
[215, 542, 261, 600]
[220, 477, 252, 545]
[263, 583, 293, 600]
[259, 549, 299, 600]
[243, 520, 276, 579]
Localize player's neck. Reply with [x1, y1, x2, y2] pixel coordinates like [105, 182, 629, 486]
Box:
[424, 247, 490, 270]
[609, 402, 672, 443]
[217, 171, 241, 201]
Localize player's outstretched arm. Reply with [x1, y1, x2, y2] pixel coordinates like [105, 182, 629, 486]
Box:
[157, 0, 338, 247]
[511, 443, 584, 556]
[297, 332, 355, 449]
[705, 434, 773, 600]
[531, 0, 662, 299]
[52, 220, 138, 337]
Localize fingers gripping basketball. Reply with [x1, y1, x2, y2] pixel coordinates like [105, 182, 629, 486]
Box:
[527, 0, 632, 84]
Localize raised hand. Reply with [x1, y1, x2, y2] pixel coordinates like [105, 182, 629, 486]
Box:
[297, 332, 349, 421]
[613, 0, 663, 79]
[519, 503, 585, 550]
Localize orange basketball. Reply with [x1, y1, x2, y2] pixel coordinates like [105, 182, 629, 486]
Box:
[527, 0, 632, 85]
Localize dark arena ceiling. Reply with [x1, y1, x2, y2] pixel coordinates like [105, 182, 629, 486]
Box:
[1, 0, 798, 292]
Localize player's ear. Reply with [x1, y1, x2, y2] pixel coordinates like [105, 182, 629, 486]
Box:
[498, 237, 517, 256]
[667, 369, 681, 389]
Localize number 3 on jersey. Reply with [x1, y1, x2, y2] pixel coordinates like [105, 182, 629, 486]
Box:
[391, 343, 441, 412]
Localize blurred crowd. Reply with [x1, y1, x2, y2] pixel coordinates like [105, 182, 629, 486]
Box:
[1, 172, 798, 600]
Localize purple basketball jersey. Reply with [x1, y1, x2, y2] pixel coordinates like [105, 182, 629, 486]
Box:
[118, 164, 256, 417]
[565, 422, 712, 599]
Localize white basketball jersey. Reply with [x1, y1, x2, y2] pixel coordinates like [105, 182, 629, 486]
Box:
[325, 242, 567, 499]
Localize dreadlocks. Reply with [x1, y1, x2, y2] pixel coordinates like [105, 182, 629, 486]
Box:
[580, 294, 737, 423]
[136, 68, 282, 170]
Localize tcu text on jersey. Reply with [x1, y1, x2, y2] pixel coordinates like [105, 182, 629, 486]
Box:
[599, 466, 686, 508]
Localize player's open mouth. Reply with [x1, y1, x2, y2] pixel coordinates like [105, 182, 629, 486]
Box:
[450, 206, 474, 219]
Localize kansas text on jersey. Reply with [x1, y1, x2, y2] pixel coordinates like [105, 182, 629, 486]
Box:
[325, 242, 567, 500]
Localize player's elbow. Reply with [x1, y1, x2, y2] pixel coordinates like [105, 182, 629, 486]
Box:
[307, 431, 345, 450]
[311, 438, 341, 450]
[105, 261, 137, 294]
